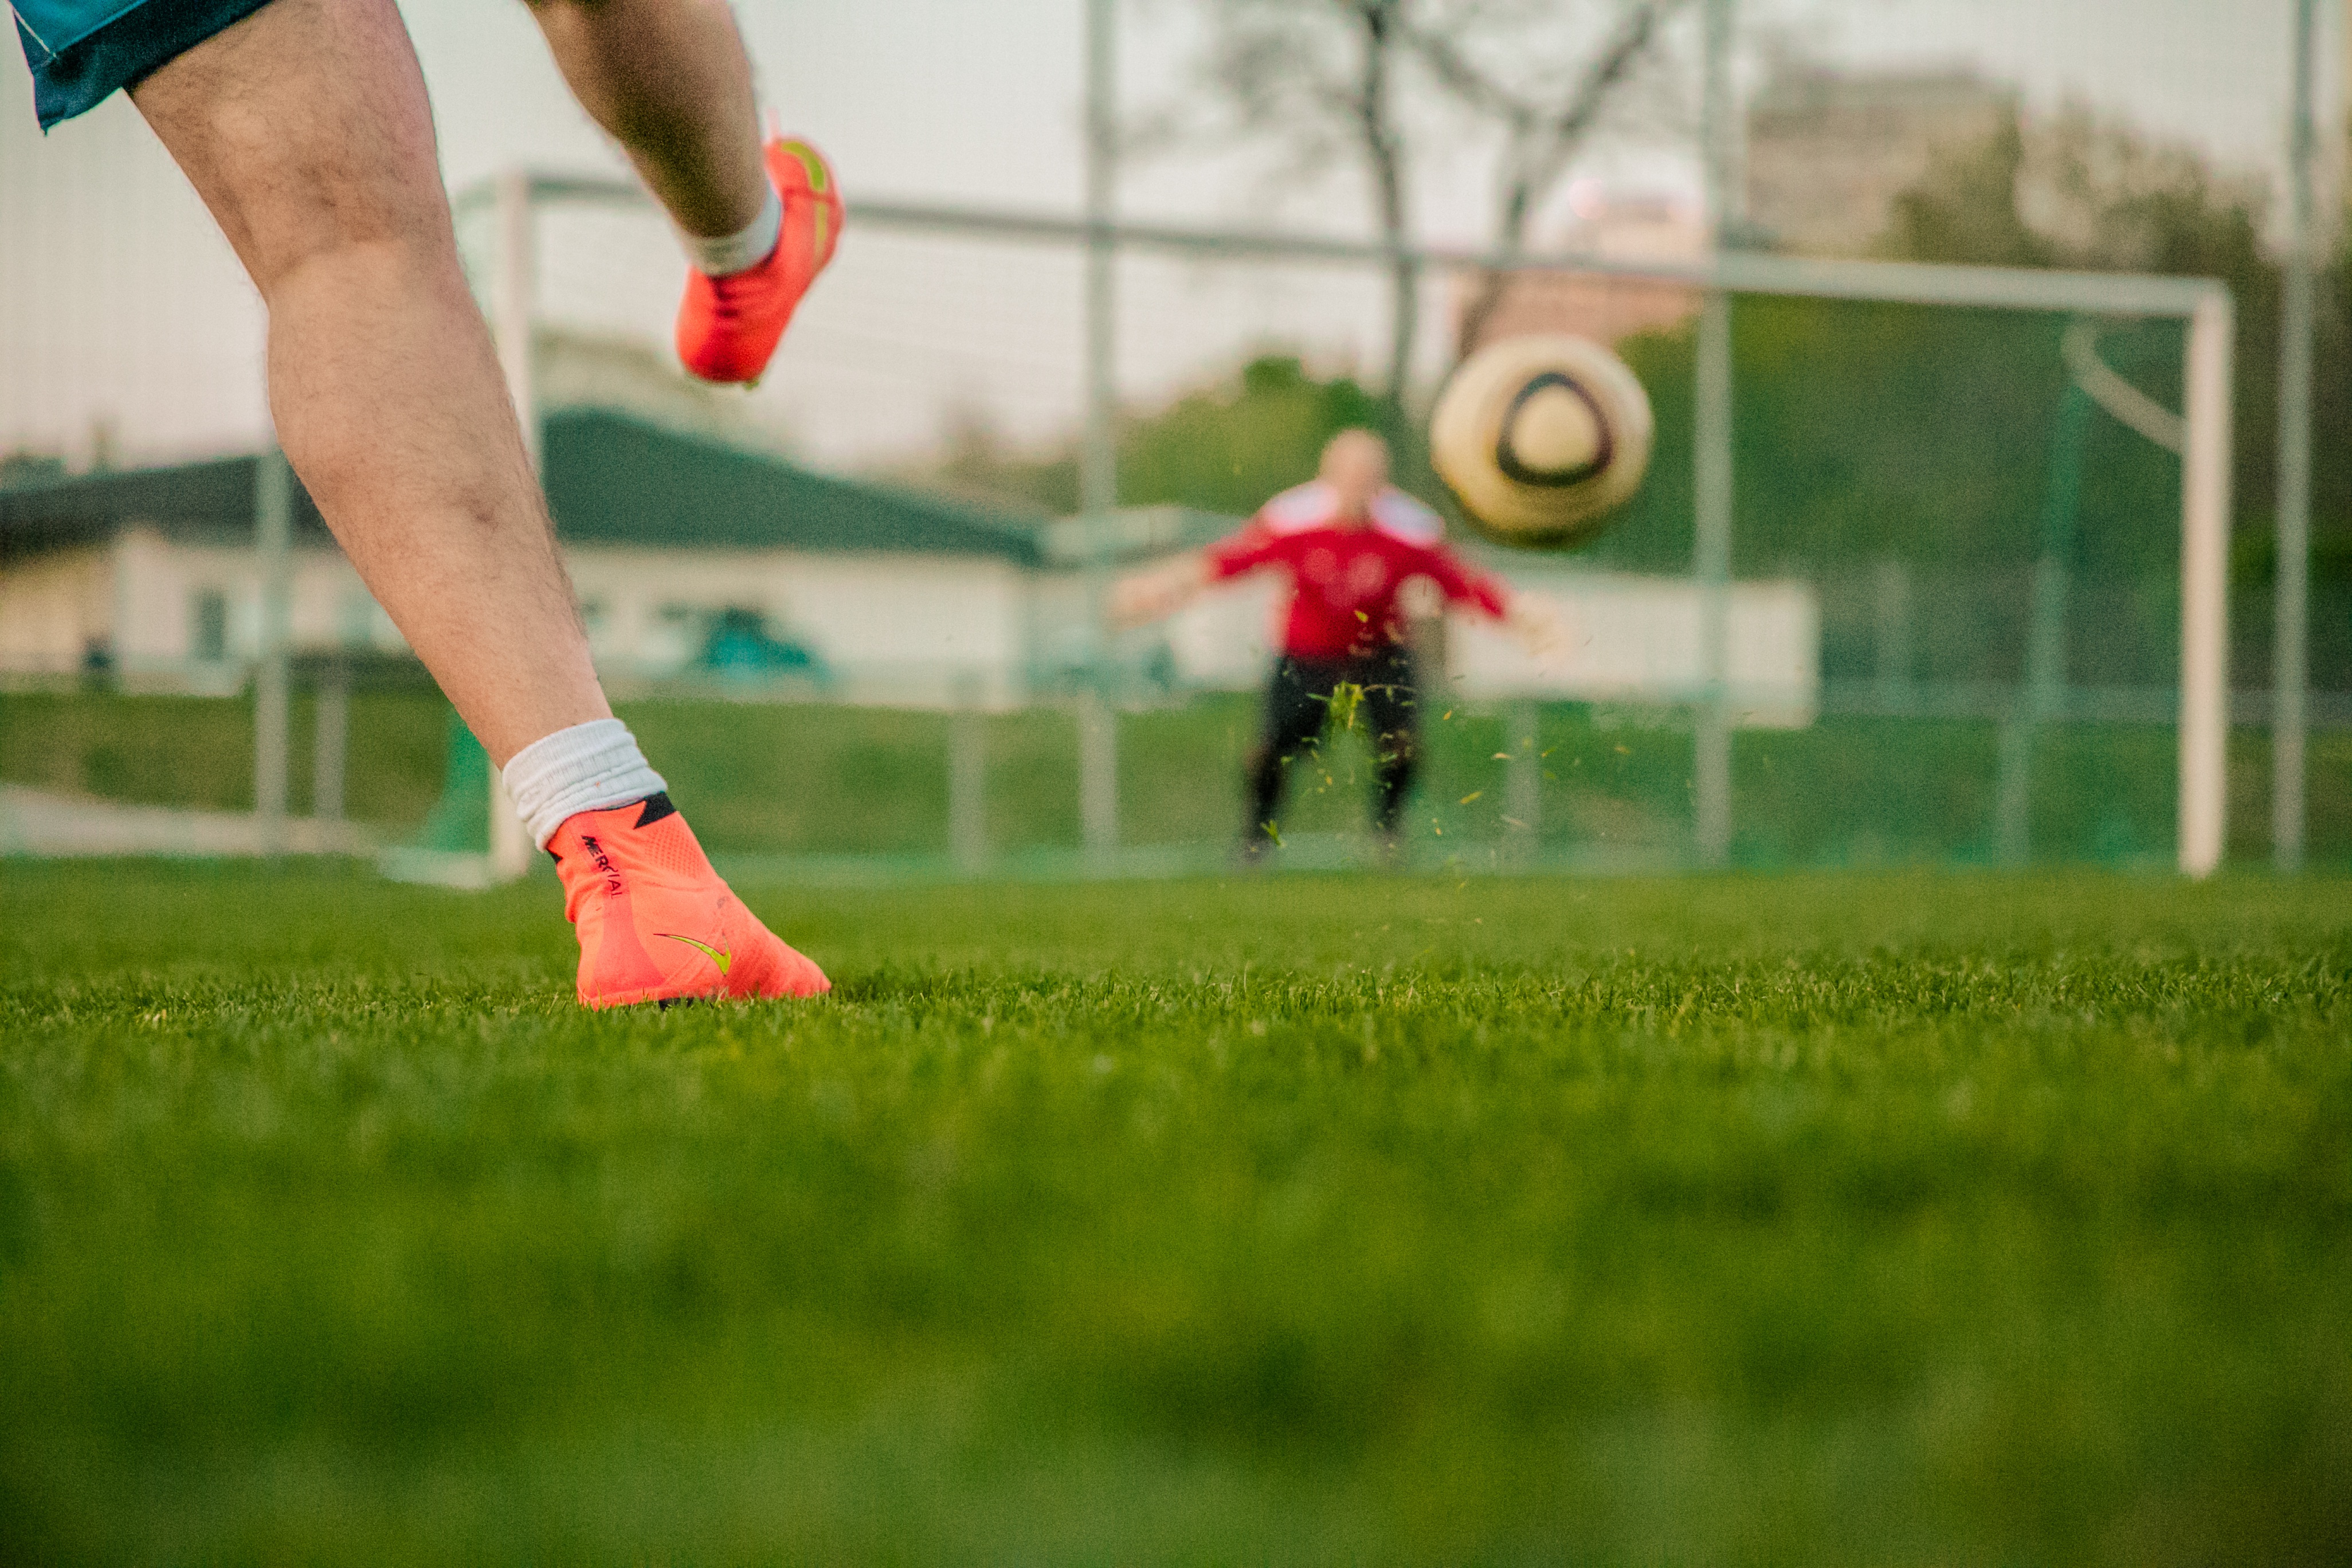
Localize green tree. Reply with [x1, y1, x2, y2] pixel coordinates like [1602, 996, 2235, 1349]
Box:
[1878, 105, 2350, 576]
[1583, 106, 2345, 587]
[1115, 354, 1398, 515]
[1171, 0, 1678, 420]
[904, 355, 1407, 520]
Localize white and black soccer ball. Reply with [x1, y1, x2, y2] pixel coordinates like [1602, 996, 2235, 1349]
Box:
[1428, 333, 1655, 549]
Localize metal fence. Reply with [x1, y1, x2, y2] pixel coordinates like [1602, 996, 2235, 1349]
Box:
[2, 0, 2342, 877]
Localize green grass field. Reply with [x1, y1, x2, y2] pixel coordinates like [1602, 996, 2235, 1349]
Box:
[3, 863, 2349, 1564]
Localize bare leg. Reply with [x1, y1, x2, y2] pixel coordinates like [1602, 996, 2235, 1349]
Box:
[131, 0, 609, 765]
[526, 0, 767, 238]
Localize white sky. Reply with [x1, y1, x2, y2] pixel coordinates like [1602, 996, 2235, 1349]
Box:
[0, 0, 2334, 472]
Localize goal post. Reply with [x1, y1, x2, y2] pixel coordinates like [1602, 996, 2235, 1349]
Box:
[2181, 292, 2237, 879]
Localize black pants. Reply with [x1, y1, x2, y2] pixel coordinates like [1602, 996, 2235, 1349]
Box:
[1246, 646, 1420, 844]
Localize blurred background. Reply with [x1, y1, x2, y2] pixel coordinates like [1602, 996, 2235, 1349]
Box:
[2, 0, 2345, 877]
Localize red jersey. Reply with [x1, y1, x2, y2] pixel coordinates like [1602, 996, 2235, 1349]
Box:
[1204, 481, 1511, 660]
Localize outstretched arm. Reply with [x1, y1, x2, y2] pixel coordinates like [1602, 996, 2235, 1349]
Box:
[1108, 553, 1214, 629]
[1501, 591, 1574, 664]
[1413, 546, 1574, 667]
[1110, 518, 1293, 629]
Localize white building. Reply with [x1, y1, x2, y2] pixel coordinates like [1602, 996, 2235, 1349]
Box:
[1453, 186, 1708, 354]
[0, 407, 1100, 708]
[1746, 66, 2017, 258]
[2, 405, 1817, 723]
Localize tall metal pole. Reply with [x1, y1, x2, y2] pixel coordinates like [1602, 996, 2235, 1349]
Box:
[486, 170, 538, 884]
[1077, 0, 1121, 863]
[2273, 0, 2319, 872]
[1692, 0, 1738, 867]
[254, 448, 293, 858]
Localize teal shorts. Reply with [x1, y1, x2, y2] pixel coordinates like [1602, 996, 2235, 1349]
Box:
[12, 0, 276, 128]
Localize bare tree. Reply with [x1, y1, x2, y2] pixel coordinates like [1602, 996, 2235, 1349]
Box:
[1191, 0, 1420, 416]
[1181, 0, 1681, 408]
[1407, 0, 1685, 354]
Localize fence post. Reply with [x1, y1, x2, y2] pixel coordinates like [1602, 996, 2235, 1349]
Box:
[314, 653, 350, 829]
[1693, 296, 1734, 869]
[1692, 0, 1739, 869]
[1078, 689, 1118, 867]
[1079, 0, 1122, 873]
[1506, 697, 1542, 863]
[950, 675, 987, 872]
[2272, 0, 2320, 872]
[2000, 381, 2092, 865]
[253, 449, 292, 858]
[1872, 558, 1913, 713]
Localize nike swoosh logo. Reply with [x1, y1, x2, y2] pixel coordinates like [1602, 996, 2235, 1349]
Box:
[655, 932, 732, 976]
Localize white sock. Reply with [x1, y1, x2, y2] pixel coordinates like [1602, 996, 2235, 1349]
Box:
[501, 718, 668, 849]
[685, 182, 782, 277]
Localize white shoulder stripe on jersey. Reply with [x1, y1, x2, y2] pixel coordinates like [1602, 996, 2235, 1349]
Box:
[1261, 480, 1445, 542]
[1371, 487, 1444, 543]
[1262, 480, 1335, 532]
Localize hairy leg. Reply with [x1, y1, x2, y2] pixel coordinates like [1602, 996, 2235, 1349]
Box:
[131, 0, 609, 765]
[526, 0, 766, 238]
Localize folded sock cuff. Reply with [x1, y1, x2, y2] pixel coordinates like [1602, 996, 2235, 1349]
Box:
[685, 182, 783, 277]
[501, 718, 668, 849]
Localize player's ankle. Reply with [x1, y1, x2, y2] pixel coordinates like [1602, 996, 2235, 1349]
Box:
[684, 182, 782, 279]
[502, 718, 667, 851]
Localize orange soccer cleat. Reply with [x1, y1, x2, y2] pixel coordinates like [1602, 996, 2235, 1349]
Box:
[675, 137, 844, 386]
[550, 793, 829, 1008]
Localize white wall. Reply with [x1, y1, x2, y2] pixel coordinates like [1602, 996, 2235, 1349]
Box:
[3, 536, 1821, 724]
[0, 545, 112, 675]
[563, 546, 1032, 705]
[106, 531, 398, 690]
[1161, 575, 1287, 691]
[3, 535, 1042, 704]
[1450, 571, 1820, 726]
[1161, 566, 1821, 727]
[4, 530, 405, 685]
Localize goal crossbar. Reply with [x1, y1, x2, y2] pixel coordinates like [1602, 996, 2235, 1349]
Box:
[471, 175, 2220, 319]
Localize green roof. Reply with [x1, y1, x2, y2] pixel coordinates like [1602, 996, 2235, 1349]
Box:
[0, 453, 332, 553]
[2, 407, 1050, 565]
[540, 409, 1049, 563]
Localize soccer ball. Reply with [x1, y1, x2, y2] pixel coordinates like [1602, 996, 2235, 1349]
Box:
[1428, 333, 1655, 548]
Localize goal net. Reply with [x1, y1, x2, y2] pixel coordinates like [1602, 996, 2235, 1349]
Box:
[429, 163, 2257, 878]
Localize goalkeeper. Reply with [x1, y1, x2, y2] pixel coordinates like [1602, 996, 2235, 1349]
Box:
[1112, 430, 1566, 860]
